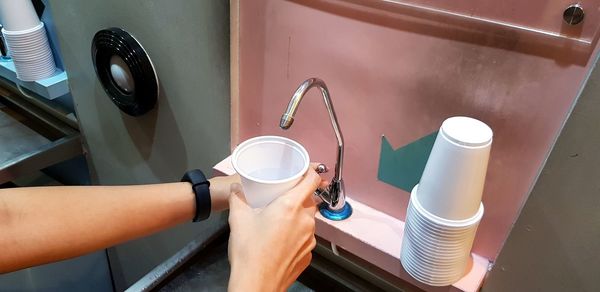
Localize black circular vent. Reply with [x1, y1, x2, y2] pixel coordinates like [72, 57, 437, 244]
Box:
[91, 28, 158, 116]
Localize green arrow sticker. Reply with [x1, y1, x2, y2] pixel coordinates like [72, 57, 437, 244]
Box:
[378, 131, 438, 192]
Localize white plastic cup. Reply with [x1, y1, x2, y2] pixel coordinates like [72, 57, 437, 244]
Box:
[3, 23, 56, 81]
[417, 116, 492, 220]
[0, 0, 41, 31]
[232, 135, 310, 208]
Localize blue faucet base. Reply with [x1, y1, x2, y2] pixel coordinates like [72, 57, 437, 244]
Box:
[319, 202, 353, 221]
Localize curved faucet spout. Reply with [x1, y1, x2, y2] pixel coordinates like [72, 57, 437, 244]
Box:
[279, 78, 344, 183]
[280, 78, 349, 214]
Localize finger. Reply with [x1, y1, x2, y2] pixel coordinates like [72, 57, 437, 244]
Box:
[228, 183, 250, 222]
[309, 162, 329, 186]
[302, 188, 319, 209]
[318, 180, 329, 189]
[230, 183, 247, 203]
[282, 168, 321, 204]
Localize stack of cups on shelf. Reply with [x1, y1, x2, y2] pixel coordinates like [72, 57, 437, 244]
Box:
[0, 0, 56, 81]
[401, 116, 493, 286]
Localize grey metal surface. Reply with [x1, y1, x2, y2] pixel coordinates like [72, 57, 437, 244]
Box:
[48, 0, 231, 290]
[0, 103, 50, 165]
[0, 91, 82, 184]
[158, 240, 231, 292]
[0, 250, 113, 292]
[482, 55, 600, 291]
[126, 228, 227, 292]
[0, 78, 78, 129]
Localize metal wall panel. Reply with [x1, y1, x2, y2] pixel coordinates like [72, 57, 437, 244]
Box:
[483, 52, 600, 292]
[49, 1, 230, 289]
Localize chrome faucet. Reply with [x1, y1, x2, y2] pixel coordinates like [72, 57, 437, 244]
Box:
[280, 78, 352, 220]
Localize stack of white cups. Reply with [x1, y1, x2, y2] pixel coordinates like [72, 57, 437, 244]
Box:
[0, 0, 56, 81]
[401, 116, 493, 286]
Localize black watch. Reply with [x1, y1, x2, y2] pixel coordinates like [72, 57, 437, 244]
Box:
[181, 169, 211, 222]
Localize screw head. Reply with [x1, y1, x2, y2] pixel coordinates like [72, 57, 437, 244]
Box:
[563, 4, 585, 25]
[316, 163, 328, 173]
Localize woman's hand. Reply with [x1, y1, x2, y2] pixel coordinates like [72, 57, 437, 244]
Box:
[227, 166, 324, 291]
[209, 174, 241, 212]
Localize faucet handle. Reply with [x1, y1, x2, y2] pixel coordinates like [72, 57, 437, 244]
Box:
[314, 187, 332, 205]
[313, 163, 331, 204]
[316, 163, 329, 174]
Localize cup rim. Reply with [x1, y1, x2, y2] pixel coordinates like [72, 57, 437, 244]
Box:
[411, 184, 484, 227]
[3, 30, 46, 38]
[407, 206, 479, 236]
[232, 135, 310, 185]
[2, 22, 44, 35]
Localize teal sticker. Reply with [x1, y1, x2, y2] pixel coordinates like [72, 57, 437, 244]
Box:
[378, 132, 438, 192]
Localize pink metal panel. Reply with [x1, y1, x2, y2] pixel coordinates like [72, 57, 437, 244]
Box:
[237, 0, 599, 262]
[350, 0, 600, 44]
[214, 158, 489, 291]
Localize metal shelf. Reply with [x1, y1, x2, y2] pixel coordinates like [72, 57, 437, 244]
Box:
[0, 82, 81, 184]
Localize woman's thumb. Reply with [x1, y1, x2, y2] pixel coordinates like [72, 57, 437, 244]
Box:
[228, 183, 249, 213]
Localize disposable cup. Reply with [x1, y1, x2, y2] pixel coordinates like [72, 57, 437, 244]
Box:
[15, 64, 55, 74]
[2, 23, 44, 36]
[402, 259, 462, 280]
[403, 252, 468, 278]
[6, 38, 50, 50]
[16, 67, 56, 77]
[15, 61, 54, 71]
[407, 228, 472, 254]
[413, 183, 485, 226]
[402, 234, 471, 263]
[2, 28, 44, 37]
[3, 32, 46, 42]
[408, 212, 478, 239]
[16, 66, 55, 81]
[11, 47, 52, 61]
[417, 116, 492, 220]
[3, 33, 46, 43]
[405, 209, 477, 242]
[404, 225, 475, 255]
[14, 58, 54, 69]
[402, 250, 468, 275]
[402, 250, 465, 275]
[401, 249, 468, 286]
[232, 135, 310, 208]
[401, 257, 464, 286]
[407, 199, 481, 235]
[8, 44, 50, 55]
[0, 0, 40, 31]
[11, 51, 53, 62]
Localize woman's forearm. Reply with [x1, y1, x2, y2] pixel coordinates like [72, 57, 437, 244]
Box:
[0, 182, 196, 273]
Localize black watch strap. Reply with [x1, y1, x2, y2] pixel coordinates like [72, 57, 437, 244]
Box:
[181, 169, 211, 222]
